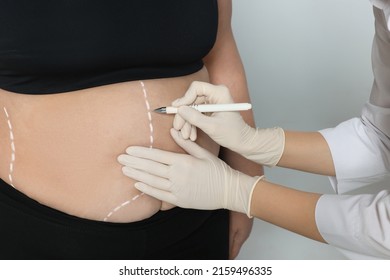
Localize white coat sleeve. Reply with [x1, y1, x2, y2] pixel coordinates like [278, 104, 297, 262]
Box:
[316, 190, 390, 259]
[318, 116, 390, 259]
[370, 0, 390, 30]
[319, 117, 389, 194]
[313, 3, 390, 259]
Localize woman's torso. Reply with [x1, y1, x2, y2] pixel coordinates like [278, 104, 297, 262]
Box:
[0, 0, 219, 222]
[0, 70, 219, 222]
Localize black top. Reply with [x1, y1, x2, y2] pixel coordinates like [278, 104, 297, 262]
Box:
[0, 0, 218, 94]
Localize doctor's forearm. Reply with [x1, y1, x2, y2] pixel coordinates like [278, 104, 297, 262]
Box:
[250, 179, 326, 243]
[277, 131, 335, 176]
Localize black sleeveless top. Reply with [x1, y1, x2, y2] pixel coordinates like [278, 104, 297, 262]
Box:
[0, 0, 218, 94]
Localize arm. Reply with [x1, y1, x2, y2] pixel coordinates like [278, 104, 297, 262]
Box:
[119, 78, 390, 257]
[315, 189, 390, 258]
[173, 82, 335, 177]
[250, 179, 325, 242]
[204, 1, 261, 177]
[119, 131, 390, 258]
[278, 131, 335, 176]
[203, 0, 263, 259]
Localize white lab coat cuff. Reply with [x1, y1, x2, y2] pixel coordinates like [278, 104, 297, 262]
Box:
[319, 117, 389, 194]
[316, 191, 390, 259]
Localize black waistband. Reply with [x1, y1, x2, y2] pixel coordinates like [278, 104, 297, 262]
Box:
[0, 177, 229, 259]
[0, 177, 199, 231]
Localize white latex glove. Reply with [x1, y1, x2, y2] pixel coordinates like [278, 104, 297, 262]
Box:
[172, 81, 285, 167]
[117, 129, 263, 217]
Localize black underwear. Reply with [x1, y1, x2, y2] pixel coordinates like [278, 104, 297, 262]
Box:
[0, 178, 229, 260]
[0, 0, 218, 94]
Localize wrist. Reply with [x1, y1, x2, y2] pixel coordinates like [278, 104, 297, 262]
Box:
[244, 127, 285, 167]
[245, 175, 265, 217]
[226, 172, 264, 217]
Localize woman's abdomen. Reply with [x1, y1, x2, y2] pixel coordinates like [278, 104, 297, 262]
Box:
[0, 68, 219, 222]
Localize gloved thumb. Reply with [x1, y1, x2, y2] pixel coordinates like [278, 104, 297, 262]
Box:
[170, 128, 210, 159]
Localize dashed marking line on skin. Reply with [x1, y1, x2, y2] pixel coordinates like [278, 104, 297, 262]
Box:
[3, 107, 15, 188]
[103, 193, 145, 222]
[103, 81, 154, 222]
[140, 81, 154, 148]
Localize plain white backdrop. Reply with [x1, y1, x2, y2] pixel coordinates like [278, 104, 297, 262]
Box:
[232, 0, 375, 259]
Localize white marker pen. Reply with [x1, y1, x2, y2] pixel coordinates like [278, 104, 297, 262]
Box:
[153, 103, 252, 114]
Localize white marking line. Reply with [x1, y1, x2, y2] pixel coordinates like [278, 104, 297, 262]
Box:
[103, 193, 145, 222]
[3, 107, 15, 188]
[103, 81, 155, 222]
[140, 81, 154, 148]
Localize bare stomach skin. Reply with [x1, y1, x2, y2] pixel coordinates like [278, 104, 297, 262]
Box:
[0, 67, 219, 222]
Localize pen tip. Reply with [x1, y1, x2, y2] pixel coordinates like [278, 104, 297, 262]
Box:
[153, 107, 166, 114]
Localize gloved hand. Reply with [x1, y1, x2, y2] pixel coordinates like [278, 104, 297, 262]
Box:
[118, 129, 264, 217]
[172, 81, 285, 167]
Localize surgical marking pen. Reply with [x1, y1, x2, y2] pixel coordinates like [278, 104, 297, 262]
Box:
[154, 103, 252, 114]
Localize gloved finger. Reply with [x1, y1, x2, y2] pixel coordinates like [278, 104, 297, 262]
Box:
[177, 106, 214, 134]
[170, 128, 212, 159]
[117, 154, 170, 179]
[180, 121, 193, 140]
[173, 114, 186, 131]
[175, 81, 234, 105]
[122, 166, 171, 191]
[173, 113, 198, 141]
[193, 83, 234, 104]
[172, 81, 208, 107]
[190, 125, 197, 142]
[134, 182, 178, 206]
[125, 146, 183, 165]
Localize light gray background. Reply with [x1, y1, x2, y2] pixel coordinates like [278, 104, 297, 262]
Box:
[232, 0, 375, 259]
